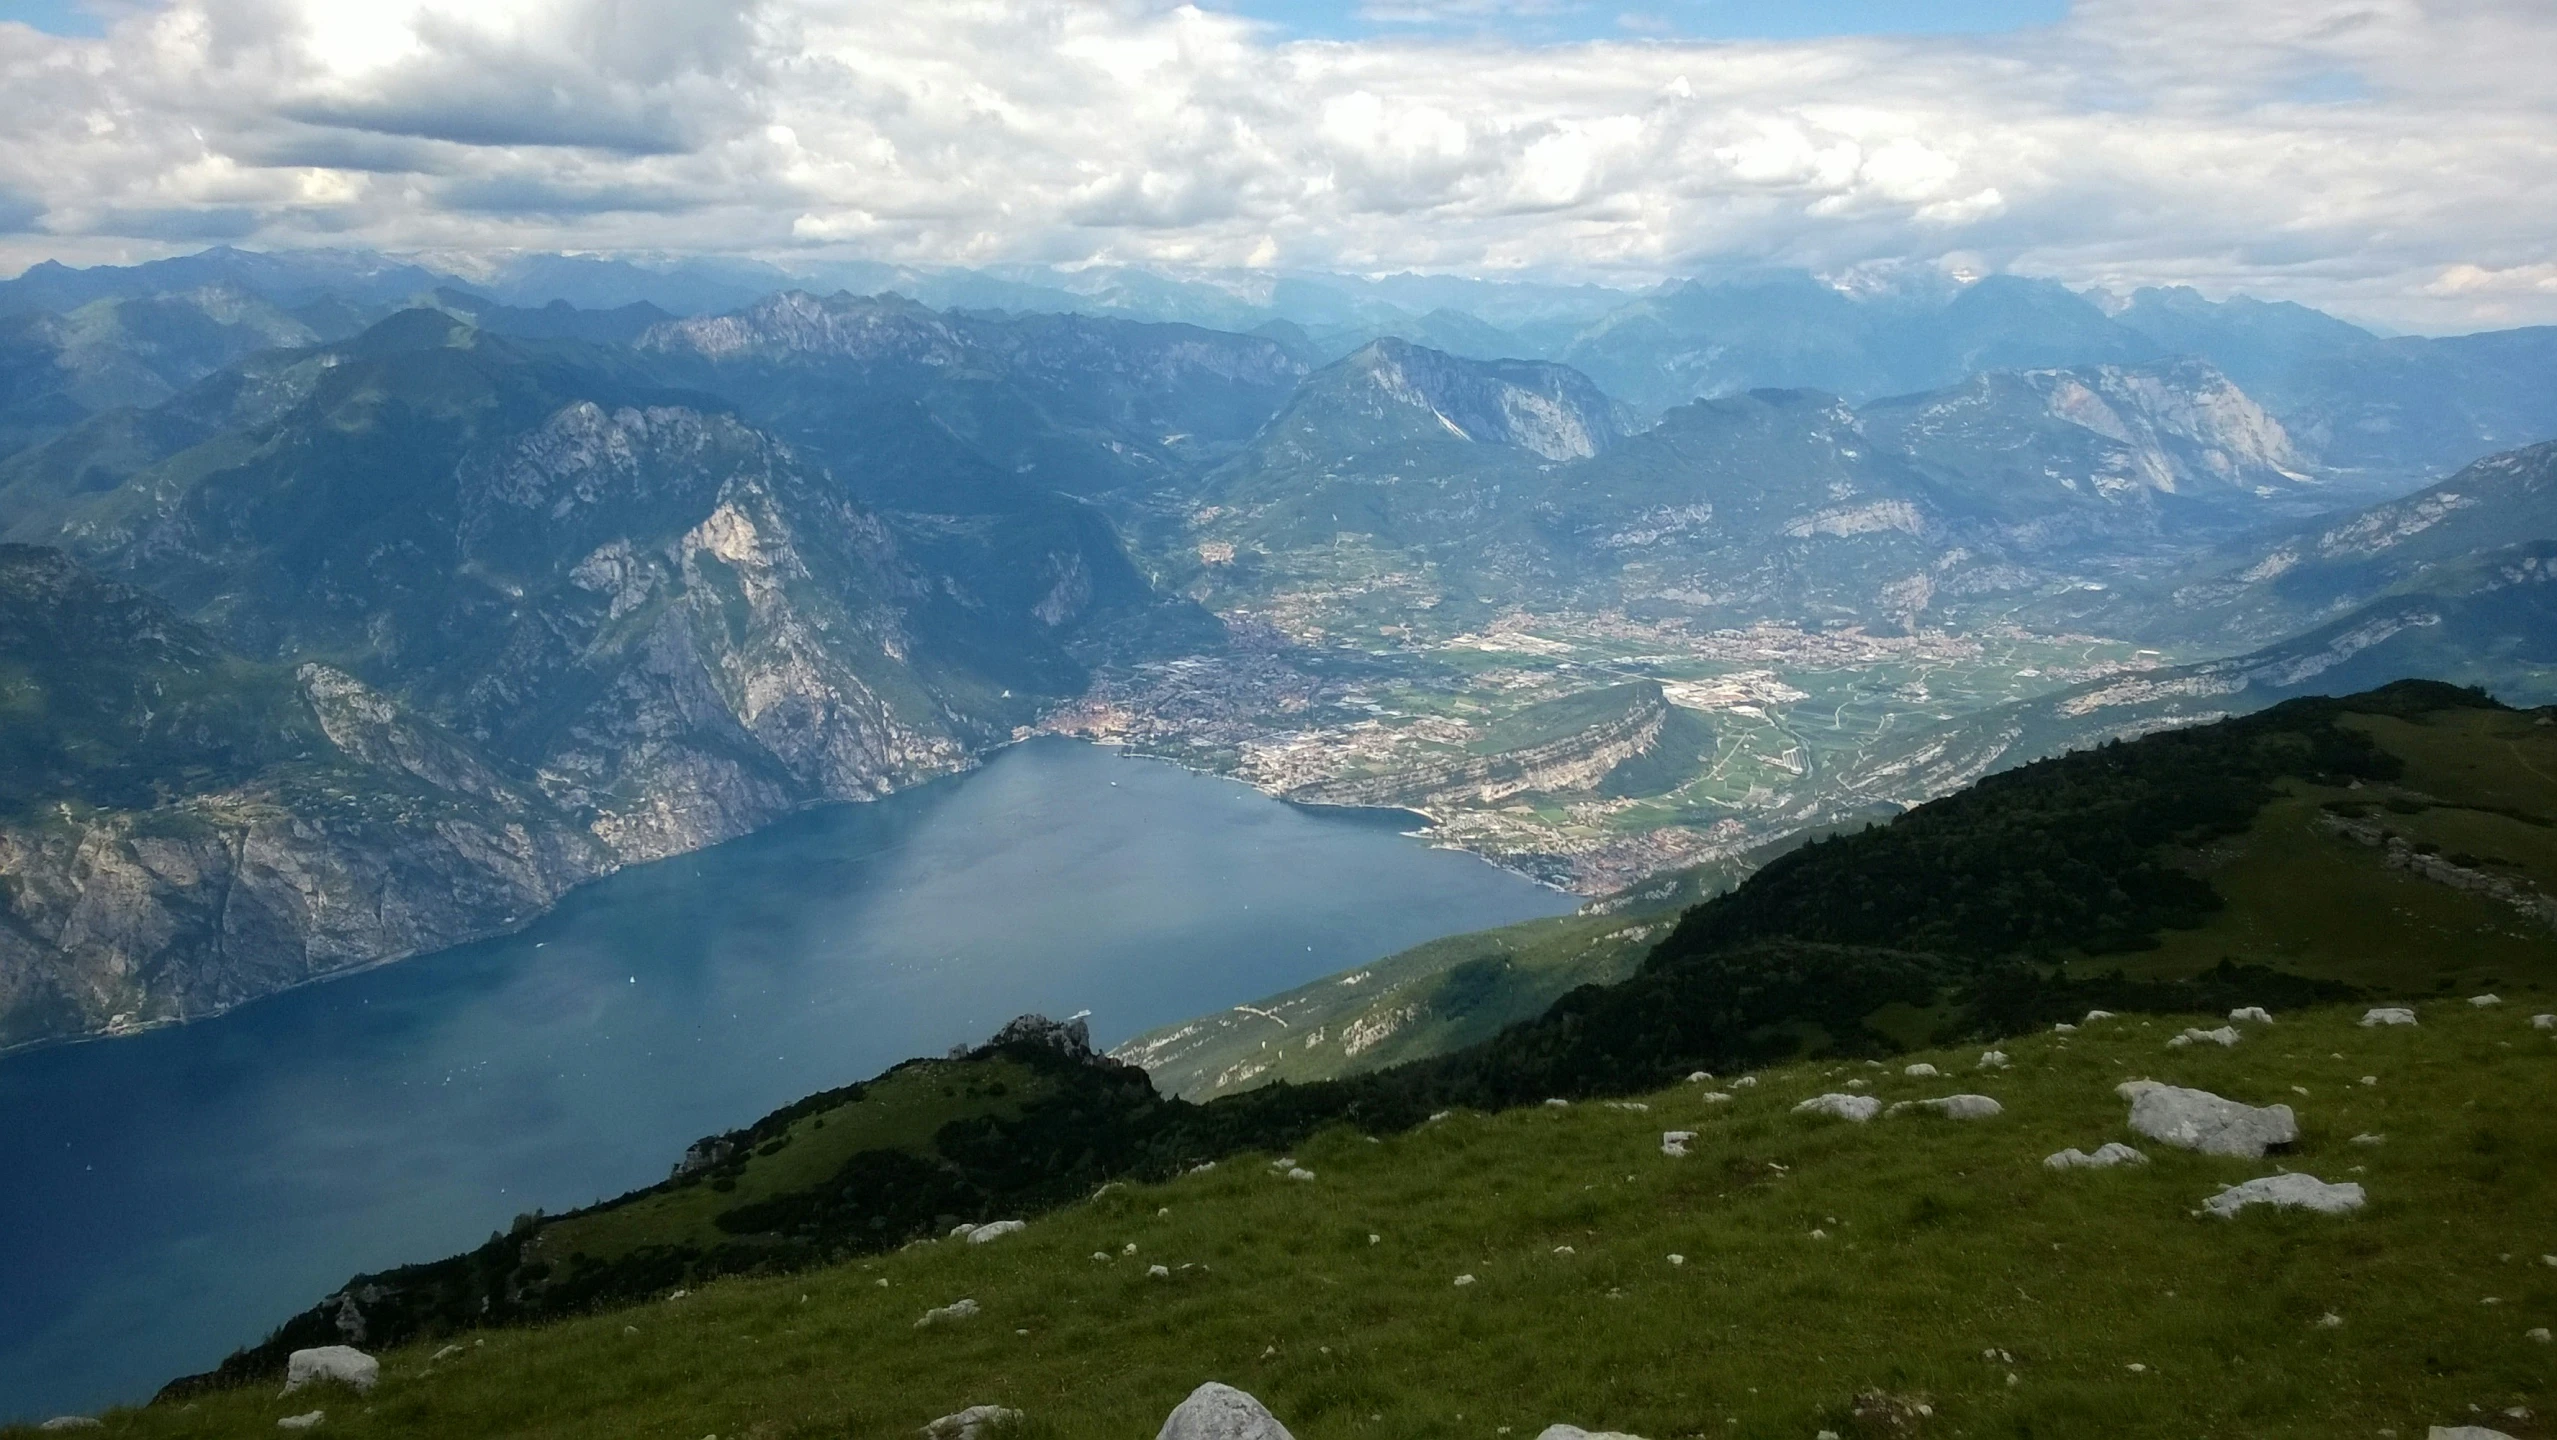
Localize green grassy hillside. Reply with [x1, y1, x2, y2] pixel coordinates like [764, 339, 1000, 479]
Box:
[1132, 681, 2557, 1097]
[32, 998, 2555, 1439]
[1117, 855, 1776, 1101]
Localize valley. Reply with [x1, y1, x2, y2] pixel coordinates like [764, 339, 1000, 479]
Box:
[1040, 608, 2170, 890]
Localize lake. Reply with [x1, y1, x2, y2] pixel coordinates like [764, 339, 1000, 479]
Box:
[0, 738, 1570, 1422]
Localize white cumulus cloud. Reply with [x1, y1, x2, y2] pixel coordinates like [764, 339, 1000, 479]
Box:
[0, 0, 2550, 328]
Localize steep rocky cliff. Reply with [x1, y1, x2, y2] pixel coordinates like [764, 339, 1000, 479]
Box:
[0, 307, 1215, 1048]
[0, 547, 610, 1048]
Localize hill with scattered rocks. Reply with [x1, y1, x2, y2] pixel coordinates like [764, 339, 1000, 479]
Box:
[28, 993, 2553, 1439]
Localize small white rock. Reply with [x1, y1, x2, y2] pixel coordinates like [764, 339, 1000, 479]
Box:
[276, 1413, 325, 1432]
[2470, 994, 2504, 1007]
[1903, 1063, 1941, 1077]
[1731, 1076, 1757, 1088]
[1157, 1382, 1296, 1440]
[963, 1220, 1026, 1244]
[1286, 1167, 1316, 1182]
[2229, 1006, 2274, 1024]
[923, 1405, 1024, 1440]
[1544, 1098, 1570, 1109]
[2527, 1328, 2552, 1343]
[2427, 1428, 2519, 1440]
[2053, 1022, 2079, 1034]
[1978, 1050, 2010, 1069]
[2531, 1014, 2555, 1031]
[2351, 1133, 2387, 1145]
[2045, 1142, 2147, 1170]
[2085, 1009, 2118, 1023]
[282, 1347, 378, 1396]
[1667, 1254, 1685, 1266]
[2360, 1007, 2419, 1027]
[1793, 1093, 1882, 1123]
[1148, 1264, 1171, 1278]
[1660, 1130, 1697, 1158]
[916, 1299, 981, 1327]
[2202, 1173, 2366, 1219]
[1700, 1091, 1733, 1104]
[2168, 1025, 2241, 1048]
[2317, 1312, 2343, 1328]
[1453, 1274, 1477, 1287]
[1535, 1427, 1647, 1440]
[37, 1420, 103, 1432]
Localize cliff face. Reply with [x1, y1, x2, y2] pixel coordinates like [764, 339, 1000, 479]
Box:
[0, 552, 616, 1048]
[0, 773, 608, 1049]
[0, 309, 1210, 1048]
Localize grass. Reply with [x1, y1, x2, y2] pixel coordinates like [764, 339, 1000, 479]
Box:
[1117, 858, 1761, 1100]
[2092, 706, 2557, 995]
[45, 999, 2556, 1440]
[529, 1061, 1050, 1265]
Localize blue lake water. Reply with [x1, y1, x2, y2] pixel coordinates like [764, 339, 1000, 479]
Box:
[0, 738, 1570, 1422]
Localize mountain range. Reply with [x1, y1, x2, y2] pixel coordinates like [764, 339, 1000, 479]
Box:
[4, 246, 2557, 1050]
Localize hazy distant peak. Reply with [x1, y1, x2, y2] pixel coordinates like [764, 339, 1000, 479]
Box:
[637, 289, 967, 366]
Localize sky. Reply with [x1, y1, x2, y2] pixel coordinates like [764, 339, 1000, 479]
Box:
[0, 0, 2551, 330]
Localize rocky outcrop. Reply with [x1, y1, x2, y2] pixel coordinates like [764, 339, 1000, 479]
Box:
[0, 659, 615, 1050]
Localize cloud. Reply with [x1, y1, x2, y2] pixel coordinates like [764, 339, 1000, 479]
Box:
[0, 0, 2550, 328]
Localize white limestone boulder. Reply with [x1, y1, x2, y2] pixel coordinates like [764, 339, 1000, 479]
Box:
[2360, 1007, 2418, 1027]
[37, 1420, 103, 1432]
[2203, 1173, 2365, 1219]
[916, 1298, 981, 1328]
[2045, 1142, 2148, 1170]
[2470, 994, 2504, 1007]
[1537, 1427, 1649, 1440]
[1794, 1093, 1882, 1123]
[1978, 1050, 2010, 1069]
[2427, 1426, 2517, 1439]
[923, 1404, 1023, 1440]
[282, 1347, 378, 1396]
[277, 1414, 324, 1432]
[1157, 1382, 1295, 1440]
[1903, 1063, 1940, 1078]
[2531, 1013, 2556, 1031]
[2118, 1081, 2297, 1157]
[2230, 1007, 2274, 1024]
[962, 1221, 1026, 1244]
[1660, 1130, 1696, 1158]
[2168, 1025, 2241, 1048]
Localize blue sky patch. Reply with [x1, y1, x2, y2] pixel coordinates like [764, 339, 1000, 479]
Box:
[0, 1, 106, 38]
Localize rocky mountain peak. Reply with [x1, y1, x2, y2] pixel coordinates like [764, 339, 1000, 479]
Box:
[1335, 337, 1620, 461]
